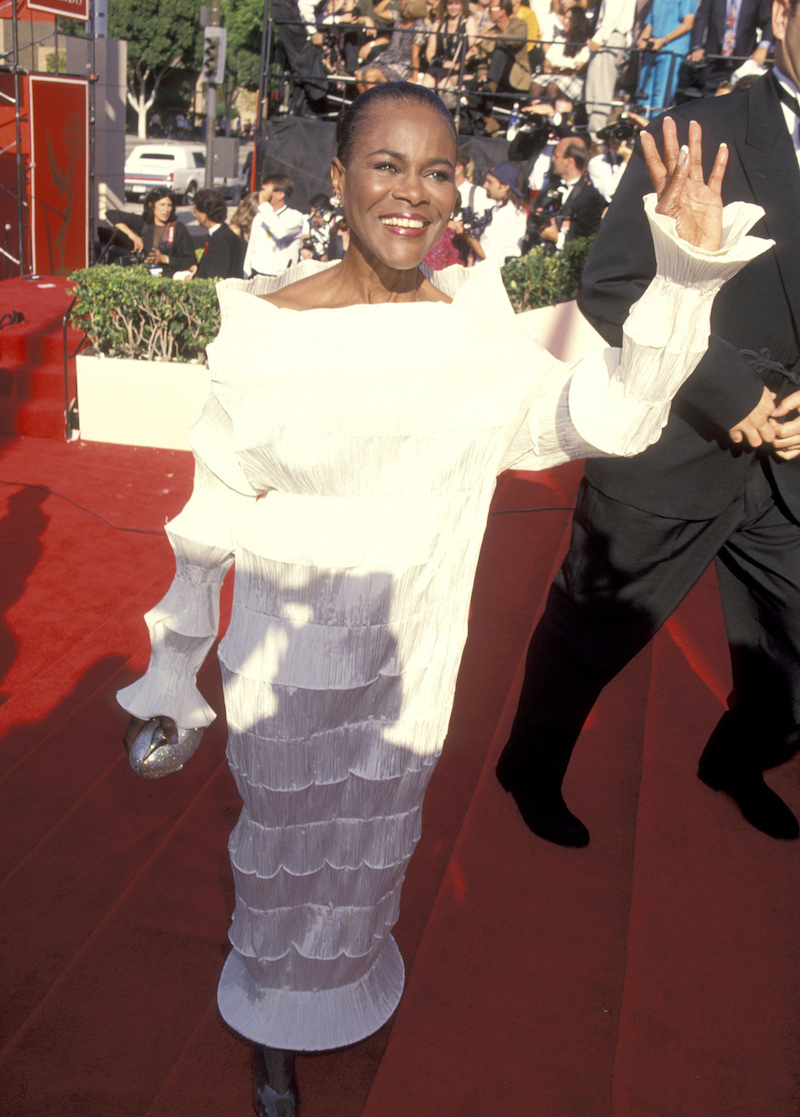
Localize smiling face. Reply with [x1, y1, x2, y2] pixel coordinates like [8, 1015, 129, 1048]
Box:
[331, 101, 457, 274]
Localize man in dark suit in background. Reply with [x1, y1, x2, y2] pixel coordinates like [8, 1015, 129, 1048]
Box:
[190, 189, 246, 280]
[526, 135, 606, 251]
[497, 0, 800, 846]
[689, 0, 772, 87]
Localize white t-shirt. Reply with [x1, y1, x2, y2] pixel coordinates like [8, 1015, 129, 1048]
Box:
[478, 201, 527, 265]
[243, 202, 304, 277]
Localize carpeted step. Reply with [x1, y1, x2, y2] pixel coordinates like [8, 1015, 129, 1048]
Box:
[361, 630, 654, 1116]
[0, 358, 73, 399]
[0, 750, 241, 1116]
[0, 395, 66, 438]
[0, 328, 83, 368]
[611, 571, 800, 1116]
[0, 275, 86, 440]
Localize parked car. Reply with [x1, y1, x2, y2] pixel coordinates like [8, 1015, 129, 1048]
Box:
[124, 143, 205, 204]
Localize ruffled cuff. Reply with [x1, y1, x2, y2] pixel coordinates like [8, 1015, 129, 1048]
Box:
[568, 196, 773, 456]
[117, 556, 230, 728]
[117, 663, 216, 728]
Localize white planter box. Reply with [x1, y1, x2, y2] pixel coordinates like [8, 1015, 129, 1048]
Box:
[76, 353, 211, 451]
[521, 299, 606, 364]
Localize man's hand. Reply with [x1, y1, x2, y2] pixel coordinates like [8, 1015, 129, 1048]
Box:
[728, 386, 777, 448]
[587, 39, 600, 51]
[689, 47, 705, 62]
[770, 390, 800, 460]
[522, 101, 555, 117]
[539, 218, 559, 242]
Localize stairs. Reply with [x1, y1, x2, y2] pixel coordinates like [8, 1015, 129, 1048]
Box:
[0, 276, 85, 438]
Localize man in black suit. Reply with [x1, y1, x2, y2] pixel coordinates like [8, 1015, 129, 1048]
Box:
[689, 0, 772, 87]
[497, 0, 800, 846]
[190, 189, 246, 280]
[526, 135, 606, 251]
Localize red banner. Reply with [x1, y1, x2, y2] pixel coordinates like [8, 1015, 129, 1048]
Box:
[29, 75, 89, 275]
[26, 0, 89, 21]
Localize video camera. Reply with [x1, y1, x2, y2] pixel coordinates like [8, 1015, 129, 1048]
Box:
[596, 115, 639, 145]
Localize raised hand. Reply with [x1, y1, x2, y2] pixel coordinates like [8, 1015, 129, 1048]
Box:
[641, 117, 728, 251]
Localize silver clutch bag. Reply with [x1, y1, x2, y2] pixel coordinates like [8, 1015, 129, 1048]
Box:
[128, 719, 204, 779]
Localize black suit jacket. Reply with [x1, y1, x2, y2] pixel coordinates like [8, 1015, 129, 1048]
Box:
[578, 74, 800, 520]
[195, 222, 246, 280]
[690, 0, 771, 57]
[560, 177, 606, 242]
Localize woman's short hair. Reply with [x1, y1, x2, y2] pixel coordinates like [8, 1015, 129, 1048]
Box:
[142, 188, 176, 224]
[336, 82, 457, 166]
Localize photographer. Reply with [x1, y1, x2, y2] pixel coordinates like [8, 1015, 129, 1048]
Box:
[455, 161, 527, 265]
[507, 96, 576, 189]
[524, 134, 604, 252]
[455, 149, 491, 224]
[587, 111, 644, 201]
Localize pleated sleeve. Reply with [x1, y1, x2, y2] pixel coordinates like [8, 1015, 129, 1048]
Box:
[501, 196, 773, 472]
[117, 388, 260, 728]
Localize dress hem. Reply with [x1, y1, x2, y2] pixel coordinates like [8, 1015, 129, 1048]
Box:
[216, 937, 405, 1050]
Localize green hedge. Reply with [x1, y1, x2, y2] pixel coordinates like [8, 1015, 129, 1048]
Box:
[501, 237, 594, 314]
[69, 265, 221, 363]
[69, 240, 594, 362]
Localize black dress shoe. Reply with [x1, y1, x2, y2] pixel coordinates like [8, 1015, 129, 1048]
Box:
[697, 758, 799, 841]
[496, 752, 589, 848]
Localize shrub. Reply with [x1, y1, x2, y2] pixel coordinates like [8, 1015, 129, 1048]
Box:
[68, 265, 221, 363]
[501, 237, 594, 314]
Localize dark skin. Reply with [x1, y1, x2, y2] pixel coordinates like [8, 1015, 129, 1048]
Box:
[124, 110, 729, 752]
[263, 103, 458, 311]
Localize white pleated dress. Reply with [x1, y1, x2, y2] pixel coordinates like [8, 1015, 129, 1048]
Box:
[118, 199, 767, 1051]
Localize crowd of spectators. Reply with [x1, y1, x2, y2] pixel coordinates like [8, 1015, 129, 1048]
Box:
[278, 0, 774, 128]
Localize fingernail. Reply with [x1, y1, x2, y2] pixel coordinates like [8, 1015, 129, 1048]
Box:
[677, 146, 688, 166]
[169, 733, 178, 745]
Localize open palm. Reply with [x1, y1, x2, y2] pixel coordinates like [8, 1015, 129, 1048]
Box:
[642, 117, 728, 252]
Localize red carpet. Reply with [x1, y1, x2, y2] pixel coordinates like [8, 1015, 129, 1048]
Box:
[1, 434, 799, 1116]
[0, 276, 85, 439]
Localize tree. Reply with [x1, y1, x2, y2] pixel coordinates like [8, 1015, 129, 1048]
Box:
[219, 0, 264, 125]
[109, 0, 202, 138]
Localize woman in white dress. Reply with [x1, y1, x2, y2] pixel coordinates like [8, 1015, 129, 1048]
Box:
[120, 83, 766, 1115]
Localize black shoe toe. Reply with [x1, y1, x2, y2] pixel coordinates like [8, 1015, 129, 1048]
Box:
[698, 761, 799, 841]
[496, 754, 589, 848]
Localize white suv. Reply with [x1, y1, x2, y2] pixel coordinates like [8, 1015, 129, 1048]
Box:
[124, 144, 206, 204]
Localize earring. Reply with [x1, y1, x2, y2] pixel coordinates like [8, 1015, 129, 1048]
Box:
[331, 193, 341, 207]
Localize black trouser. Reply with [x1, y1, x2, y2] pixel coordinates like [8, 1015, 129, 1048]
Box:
[503, 462, 800, 786]
[487, 46, 521, 95]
